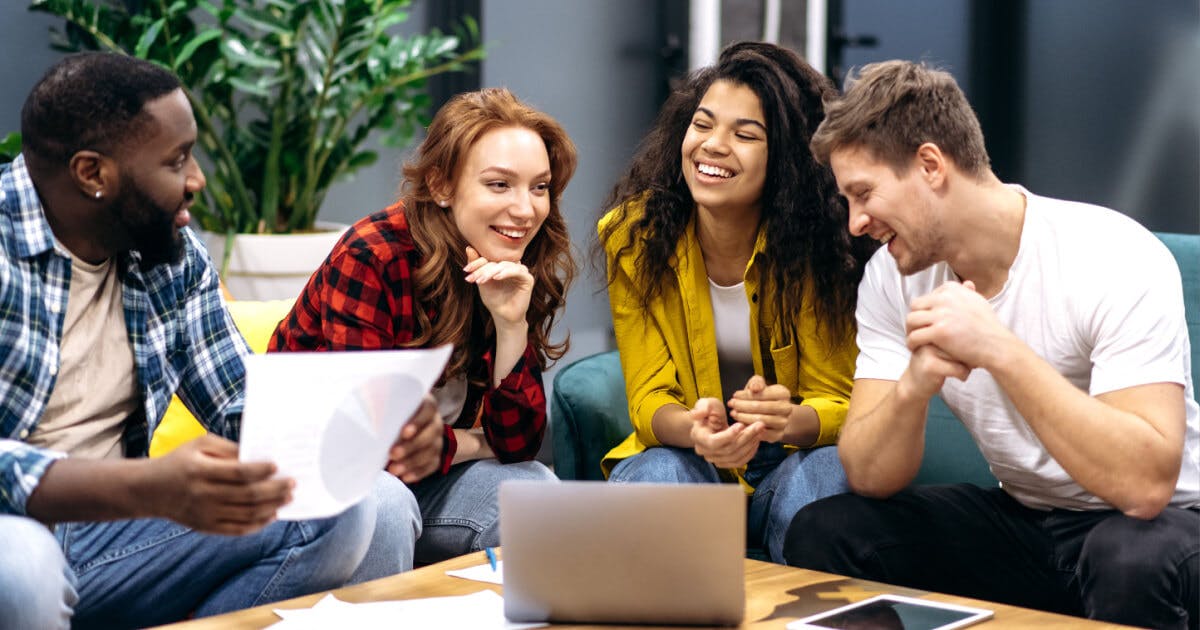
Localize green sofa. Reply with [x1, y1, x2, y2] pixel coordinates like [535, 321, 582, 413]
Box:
[552, 232, 1200, 485]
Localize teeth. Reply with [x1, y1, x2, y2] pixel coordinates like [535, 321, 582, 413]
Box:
[697, 163, 733, 178]
[880, 231, 895, 244]
[495, 227, 527, 239]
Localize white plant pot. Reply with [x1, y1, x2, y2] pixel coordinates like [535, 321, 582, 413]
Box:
[198, 221, 348, 301]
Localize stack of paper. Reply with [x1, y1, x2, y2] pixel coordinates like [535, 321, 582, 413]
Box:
[268, 591, 544, 629]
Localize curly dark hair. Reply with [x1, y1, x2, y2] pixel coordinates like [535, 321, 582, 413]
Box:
[597, 41, 876, 345]
[21, 52, 181, 171]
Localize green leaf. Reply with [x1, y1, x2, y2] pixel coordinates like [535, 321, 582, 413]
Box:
[374, 11, 410, 31]
[220, 38, 282, 70]
[175, 28, 222, 69]
[0, 131, 22, 164]
[228, 76, 271, 98]
[232, 6, 291, 37]
[134, 18, 166, 59]
[346, 150, 378, 171]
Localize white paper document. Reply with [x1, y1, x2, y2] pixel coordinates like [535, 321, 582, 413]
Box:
[446, 561, 505, 585]
[239, 346, 451, 520]
[268, 591, 545, 629]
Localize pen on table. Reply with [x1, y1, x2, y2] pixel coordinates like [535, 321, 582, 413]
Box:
[485, 547, 498, 572]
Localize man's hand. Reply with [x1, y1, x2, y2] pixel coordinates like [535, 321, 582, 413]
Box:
[897, 345, 971, 402]
[728, 375, 792, 442]
[905, 280, 1017, 370]
[386, 394, 444, 484]
[145, 434, 293, 536]
[690, 397, 764, 469]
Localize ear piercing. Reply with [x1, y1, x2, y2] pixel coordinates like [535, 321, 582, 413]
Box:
[438, 199, 449, 207]
[94, 191, 102, 199]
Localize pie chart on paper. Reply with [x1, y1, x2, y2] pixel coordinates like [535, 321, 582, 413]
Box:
[319, 373, 423, 505]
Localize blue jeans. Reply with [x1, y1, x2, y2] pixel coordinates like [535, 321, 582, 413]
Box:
[609, 445, 848, 563]
[0, 515, 76, 630]
[409, 459, 557, 565]
[0, 471, 418, 628]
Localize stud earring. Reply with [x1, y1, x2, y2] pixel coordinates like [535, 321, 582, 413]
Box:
[94, 190, 102, 199]
[438, 199, 449, 208]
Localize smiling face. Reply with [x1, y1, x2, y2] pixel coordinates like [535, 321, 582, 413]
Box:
[447, 126, 552, 263]
[831, 144, 944, 275]
[680, 80, 769, 218]
[111, 88, 205, 267]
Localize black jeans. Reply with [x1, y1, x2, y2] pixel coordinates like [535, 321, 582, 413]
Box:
[783, 484, 1199, 629]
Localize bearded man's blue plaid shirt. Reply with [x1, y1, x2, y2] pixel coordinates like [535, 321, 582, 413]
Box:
[0, 155, 250, 515]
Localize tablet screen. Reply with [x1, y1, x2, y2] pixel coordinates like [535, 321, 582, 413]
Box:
[790, 594, 993, 630]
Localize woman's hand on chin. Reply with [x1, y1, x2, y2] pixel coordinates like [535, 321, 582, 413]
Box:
[463, 245, 534, 328]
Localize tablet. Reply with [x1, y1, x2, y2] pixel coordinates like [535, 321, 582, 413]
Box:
[788, 594, 993, 630]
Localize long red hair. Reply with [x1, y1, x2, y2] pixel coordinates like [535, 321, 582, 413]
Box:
[399, 88, 577, 378]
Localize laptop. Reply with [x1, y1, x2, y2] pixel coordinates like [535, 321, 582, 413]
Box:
[499, 480, 746, 626]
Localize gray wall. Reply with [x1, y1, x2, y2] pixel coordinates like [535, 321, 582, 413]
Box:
[840, 0, 971, 80]
[836, 0, 1199, 233]
[1023, 0, 1199, 232]
[480, 0, 667, 370]
[0, 6, 70, 130]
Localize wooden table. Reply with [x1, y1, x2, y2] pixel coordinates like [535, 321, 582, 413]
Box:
[156, 550, 1131, 629]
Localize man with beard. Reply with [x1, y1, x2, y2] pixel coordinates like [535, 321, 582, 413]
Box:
[782, 60, 1198, 629]
[0, 53, 435, 628]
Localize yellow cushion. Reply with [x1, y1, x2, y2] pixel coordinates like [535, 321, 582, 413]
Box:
[148, 299, 295, 457]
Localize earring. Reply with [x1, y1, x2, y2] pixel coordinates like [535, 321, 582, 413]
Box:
[438, 199, 449, 208]
[94, 190, 102, 199]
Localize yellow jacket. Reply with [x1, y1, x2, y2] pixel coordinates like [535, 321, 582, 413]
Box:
[599, 200, 856, 491]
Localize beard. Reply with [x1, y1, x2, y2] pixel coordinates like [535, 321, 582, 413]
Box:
[893, 198, 945, 276]
[112, 177, 187, 270]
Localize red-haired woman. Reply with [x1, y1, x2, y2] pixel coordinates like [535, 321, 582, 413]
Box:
[270, 87, 575, 566]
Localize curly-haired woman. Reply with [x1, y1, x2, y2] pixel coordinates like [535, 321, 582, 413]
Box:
[599, 42, 875, 562]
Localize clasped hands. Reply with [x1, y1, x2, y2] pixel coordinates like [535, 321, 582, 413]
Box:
[901, 280, 1015, 399]
[689, 375, 791, 469]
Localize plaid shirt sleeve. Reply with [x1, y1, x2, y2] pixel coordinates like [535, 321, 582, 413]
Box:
[0, 442, 67, 516]
[477, 343, 547, 464]
[269, 220, 416, 353]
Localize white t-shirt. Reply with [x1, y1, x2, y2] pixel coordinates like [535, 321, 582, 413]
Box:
[709, 278, 754, 400]
[855, 186, 1199, 510]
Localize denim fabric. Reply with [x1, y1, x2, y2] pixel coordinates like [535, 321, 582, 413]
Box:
[608, 445, 848, 563]
[409, 459, 556, 565]
[0, 473, 419, 628]
[746, 445, 848, 562]
[0, 515, 76, 629]
[348, 471, 422, 583]
[39, 487, 380, 628]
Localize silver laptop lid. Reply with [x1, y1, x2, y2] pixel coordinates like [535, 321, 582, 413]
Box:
[499, 480, 745, 626]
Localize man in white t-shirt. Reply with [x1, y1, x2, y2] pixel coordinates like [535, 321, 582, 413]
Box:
[782, 60, 1198, 629]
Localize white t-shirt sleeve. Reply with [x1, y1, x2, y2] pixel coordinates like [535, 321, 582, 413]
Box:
[854, 251, 911, 381]
[1085, 234, 1189, 396]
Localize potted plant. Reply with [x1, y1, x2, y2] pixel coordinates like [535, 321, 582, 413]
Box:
[16, 0, 483, 298]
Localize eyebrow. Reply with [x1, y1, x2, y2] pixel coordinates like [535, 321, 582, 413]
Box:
[839, 180, 868, 196]
[480, 166, 552, 180]
[163, 140, 194, 160]
[696, 107, 767, 132]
